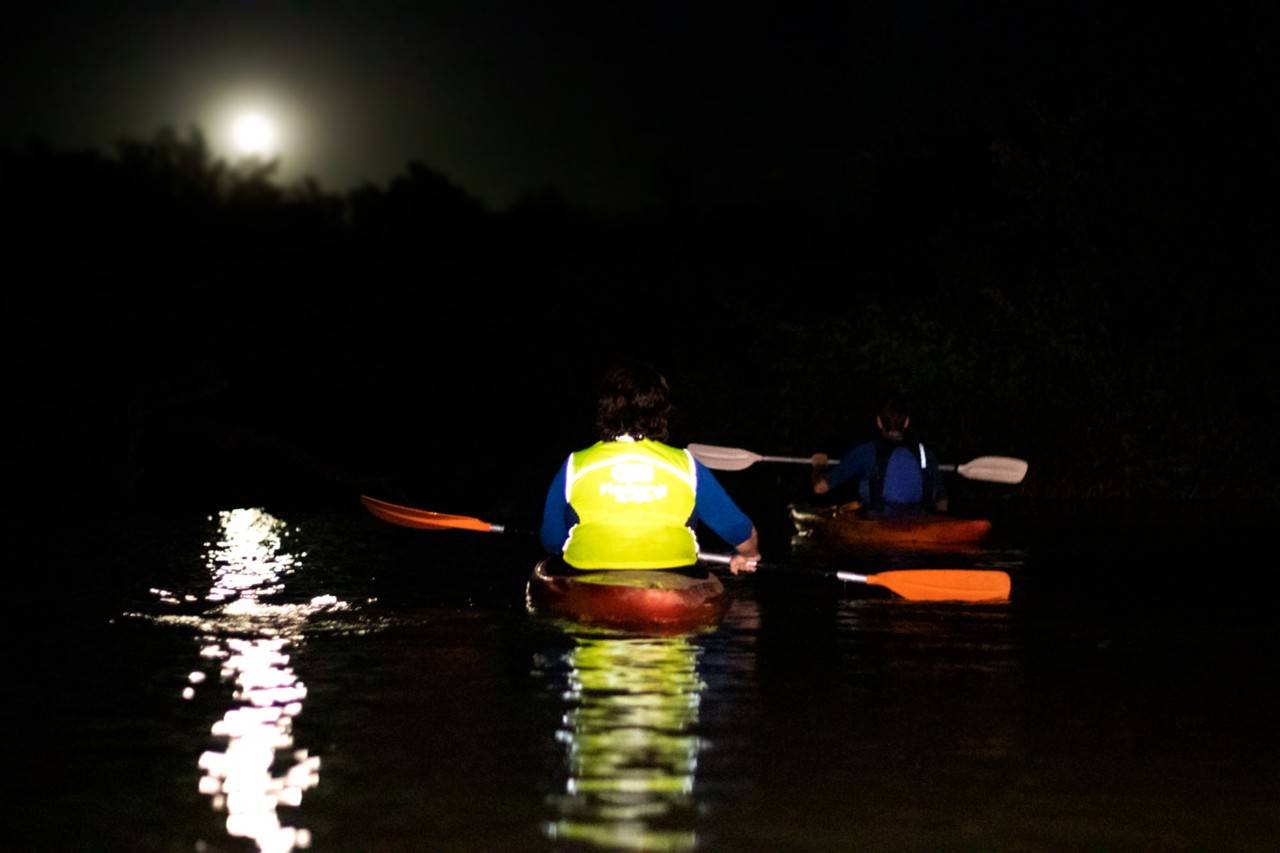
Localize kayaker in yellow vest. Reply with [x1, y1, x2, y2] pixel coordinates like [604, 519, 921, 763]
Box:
[540, 363, 760, 574]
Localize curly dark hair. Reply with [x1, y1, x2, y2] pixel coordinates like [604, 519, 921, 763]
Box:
[594, 362, 672, 441]
[877, 396, 911, 434]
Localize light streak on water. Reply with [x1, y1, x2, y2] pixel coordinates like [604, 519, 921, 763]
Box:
[542, 636, 705, 851]
[151, 508, 349, 853]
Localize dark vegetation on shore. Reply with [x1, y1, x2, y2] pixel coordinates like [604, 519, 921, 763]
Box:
[5, 80, 1276, 543]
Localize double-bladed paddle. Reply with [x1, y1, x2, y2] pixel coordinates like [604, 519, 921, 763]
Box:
[697, 553, 1010, 602]
[359, 495, 1011, 603]
[361, 495, 511, 533]
[686, 443, 1029, 484]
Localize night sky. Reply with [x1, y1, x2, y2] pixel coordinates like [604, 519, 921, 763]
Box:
[5, 0, 877, 208]
[6, 2, 1260, 210]
[4, 2, 1279, 524]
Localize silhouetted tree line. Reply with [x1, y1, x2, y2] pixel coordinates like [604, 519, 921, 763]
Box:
[3, 82, 1277, 531]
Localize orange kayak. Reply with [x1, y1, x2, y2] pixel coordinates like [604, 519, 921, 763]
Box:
[790, 504, 993, 547]
[526, 560, 729, 633]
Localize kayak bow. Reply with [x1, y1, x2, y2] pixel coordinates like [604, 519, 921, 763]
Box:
[526, 560, 730, 633]
[790, 504, 993, 547]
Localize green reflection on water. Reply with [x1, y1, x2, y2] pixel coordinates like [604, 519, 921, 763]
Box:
[546, 635, 706, 851]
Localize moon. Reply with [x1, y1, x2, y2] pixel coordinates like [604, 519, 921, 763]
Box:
[230, 111, 279, 158]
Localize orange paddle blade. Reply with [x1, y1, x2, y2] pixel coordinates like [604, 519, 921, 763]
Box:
[360, 495, 497, 532]
[865, 569, 1011, 602]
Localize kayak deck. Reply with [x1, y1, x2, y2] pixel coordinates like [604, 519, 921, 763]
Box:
[790, 503, 992, 547]
[526, 559, 729, 633]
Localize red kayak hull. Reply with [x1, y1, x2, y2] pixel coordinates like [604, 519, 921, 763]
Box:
[790, 505, 993, 547]
[526, 560, 729, 633]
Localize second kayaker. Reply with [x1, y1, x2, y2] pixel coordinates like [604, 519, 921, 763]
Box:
[540, 363, 760, 574]
[810, 396, 948, 516]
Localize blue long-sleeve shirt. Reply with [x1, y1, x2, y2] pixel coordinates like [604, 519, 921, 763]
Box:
[540, 457, 754, 555]
[823, 442, 879, 499]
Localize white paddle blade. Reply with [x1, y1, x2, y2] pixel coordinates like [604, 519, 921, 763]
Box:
[687, 443, 762, 471]
[955, 456, 1028, 484]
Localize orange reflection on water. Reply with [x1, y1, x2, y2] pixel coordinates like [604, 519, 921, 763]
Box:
[544, 635, 706, 851]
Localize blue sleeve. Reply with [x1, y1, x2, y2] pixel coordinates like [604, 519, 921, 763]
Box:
[824, 441, 875, 490]
[691, 461, 754, 547]
[539, 459, 576, 554]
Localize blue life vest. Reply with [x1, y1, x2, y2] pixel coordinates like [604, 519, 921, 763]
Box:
[869, 439, 932, 511]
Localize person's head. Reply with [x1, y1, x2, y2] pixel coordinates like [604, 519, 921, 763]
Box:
[595, 362, 672, 442]
[875, 396, 910, 439]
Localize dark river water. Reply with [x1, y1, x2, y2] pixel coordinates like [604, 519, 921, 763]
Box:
[12, 506, 1279, 852]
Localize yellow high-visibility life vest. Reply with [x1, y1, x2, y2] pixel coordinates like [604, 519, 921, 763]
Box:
[562, 437, 699, 569]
